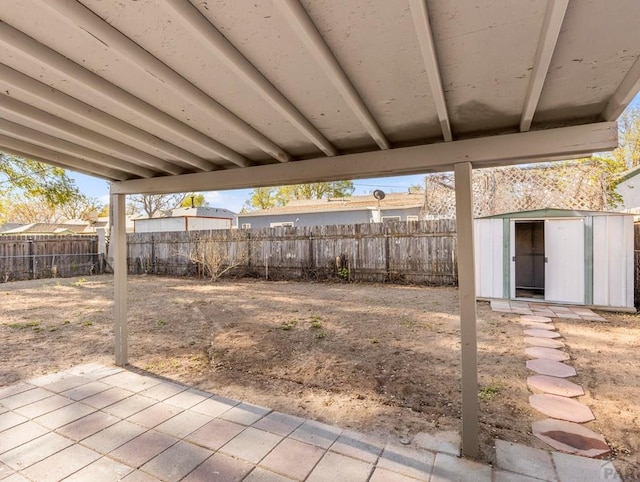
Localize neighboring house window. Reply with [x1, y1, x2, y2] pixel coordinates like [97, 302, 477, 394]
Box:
[270, 222, 294, 227]
[406, 215, 419, 222]
[381, 216, 401, 223]
[241, 223, 251, 229]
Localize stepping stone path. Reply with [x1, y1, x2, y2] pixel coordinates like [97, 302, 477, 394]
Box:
[525, 346, 570, 361]
[529, 394, 595, 423]
[523, 329, 561, 339]
[526, 359, 577, 377]
[490, 300, 611, 457]
[527, 375, 584, 397]
[524, 337, 565, 348]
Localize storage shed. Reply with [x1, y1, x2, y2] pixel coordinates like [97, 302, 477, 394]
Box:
[474, 209, 634, 310]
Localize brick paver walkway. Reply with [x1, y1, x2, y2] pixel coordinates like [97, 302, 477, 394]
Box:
[0, 363, 619, 481]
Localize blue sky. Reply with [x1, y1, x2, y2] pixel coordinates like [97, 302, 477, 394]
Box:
[70, 94, 640, 213]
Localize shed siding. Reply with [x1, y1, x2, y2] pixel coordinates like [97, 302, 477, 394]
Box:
[593, 215, 634, 308]
[474, 219, 503, 298]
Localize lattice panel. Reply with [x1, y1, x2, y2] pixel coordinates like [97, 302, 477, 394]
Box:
[422, 163, 608, 218]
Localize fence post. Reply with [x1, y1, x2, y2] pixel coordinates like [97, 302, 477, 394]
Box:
[97, 228, 106, 274]
[384, 225, 390, 282]
[28, 238, 35, 280]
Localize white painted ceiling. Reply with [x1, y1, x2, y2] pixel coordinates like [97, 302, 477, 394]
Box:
[0, 0, 638, 190]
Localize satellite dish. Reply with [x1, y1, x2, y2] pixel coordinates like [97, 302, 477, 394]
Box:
[373, 189, 386, 201]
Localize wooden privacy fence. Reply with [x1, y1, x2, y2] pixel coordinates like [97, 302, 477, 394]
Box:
[0, 235, 102, 282]
[127, 220, 458, 285]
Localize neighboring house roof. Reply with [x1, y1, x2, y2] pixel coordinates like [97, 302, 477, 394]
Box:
[239, 192, 424, 217]
[134, 206, 237, 221]
[618, 165, 640, 183]
[0, 223, 94, 235]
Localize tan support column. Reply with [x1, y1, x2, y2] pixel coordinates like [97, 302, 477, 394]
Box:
[111, 191, 128, 366]
[454, 162, 479, 458]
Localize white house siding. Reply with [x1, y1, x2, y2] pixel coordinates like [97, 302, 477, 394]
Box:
[592, 215, 634, 308]
[134, 217, 185, 233]
[186, 217, 232, 231]
[474, 219, 504, 298]
[134, 217, 232, 233]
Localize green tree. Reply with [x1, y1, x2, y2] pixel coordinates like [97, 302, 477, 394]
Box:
[179, 193, 207, 208]
[243, 181, 354, 211]
[243, 187, 278, 211]
[610, 106, 640, 169]
[0, 154, 79, 206]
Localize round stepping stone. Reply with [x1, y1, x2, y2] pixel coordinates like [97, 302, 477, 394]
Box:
[520, 315, 553, 323]
[532, 419, 610, 458]
[523, 329, 561, 339]
[520, 321, 556, 331]
[527, 375, 584, 397]
[524, 337, 565, 349]
[529, 394, 595, 423]
[526, 359, 576, 377]
[525, 347, 569, 361]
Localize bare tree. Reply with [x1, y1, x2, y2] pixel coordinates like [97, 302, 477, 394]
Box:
[188, 231, 250, 281]
[128, 193, 188, 218]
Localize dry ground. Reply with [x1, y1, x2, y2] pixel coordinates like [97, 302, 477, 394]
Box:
[1, 274, 638, 474]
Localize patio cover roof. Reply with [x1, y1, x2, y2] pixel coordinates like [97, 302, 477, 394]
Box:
[2, 0, 639, 460]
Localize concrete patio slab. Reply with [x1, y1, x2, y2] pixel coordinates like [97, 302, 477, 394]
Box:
[532, 419, 610, 457]
[412, 430, 460, 457]
[552, 452, 619, 481]
[329, 429, 385, 463]
[524, 337, 565, 349]
[431, 452, 492, 482]
[525, 347, 569, 361]
[306, 451, 373, 482]
[495, 440, 557, 482]
[0, 363, 619, 480]
[527, 375, 584, 397]
[526, 359, 577, 377]
[529, 394, 595, 423]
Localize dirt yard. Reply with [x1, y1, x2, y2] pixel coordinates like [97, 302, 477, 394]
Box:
[1, 274, 638, 474]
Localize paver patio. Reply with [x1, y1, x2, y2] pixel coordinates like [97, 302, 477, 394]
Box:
[0, 363, 618, 481]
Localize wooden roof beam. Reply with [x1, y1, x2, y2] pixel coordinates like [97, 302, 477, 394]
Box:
[41, 0, 290, 163]
[0, 94, 187, 175]
[162, 0, 337, 158]
[0, 119, 159, 178]
[408, 0, 452, 142]
[603, 55, 640, 121]
[0, 64, 226, 172]
[112, 122, 617, 195]
[0, 135, 133, 181]
[275, 0, 390, 150]
[0, 21, 251, 168]
[520, 0, 569, 132]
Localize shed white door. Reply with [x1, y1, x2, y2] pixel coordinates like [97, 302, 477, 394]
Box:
[545, 219, 584, 303]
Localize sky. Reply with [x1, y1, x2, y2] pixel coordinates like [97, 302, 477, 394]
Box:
[68, 93, 640, 213]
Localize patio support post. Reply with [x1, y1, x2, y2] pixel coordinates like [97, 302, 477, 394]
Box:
[454, 161, 479, 458]
[111, 191, 128, 366]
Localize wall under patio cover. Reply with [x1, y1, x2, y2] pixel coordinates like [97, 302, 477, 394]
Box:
[474, 209, 634, 310]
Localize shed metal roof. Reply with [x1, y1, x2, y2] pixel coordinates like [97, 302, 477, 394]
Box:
[0, 0, 637, 195]
[478, 208, 635, 220]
